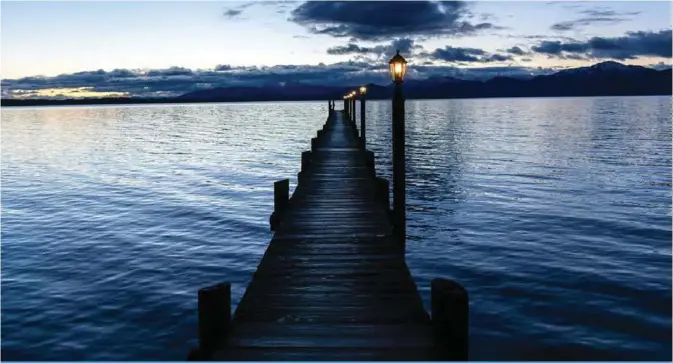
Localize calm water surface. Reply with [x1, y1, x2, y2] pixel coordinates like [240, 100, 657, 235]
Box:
[2, 97, 671, 360]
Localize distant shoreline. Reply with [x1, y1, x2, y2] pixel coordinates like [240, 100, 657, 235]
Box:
[2, 92, 671, 108]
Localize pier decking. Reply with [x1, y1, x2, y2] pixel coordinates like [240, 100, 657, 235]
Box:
[190, 109, 468, 361]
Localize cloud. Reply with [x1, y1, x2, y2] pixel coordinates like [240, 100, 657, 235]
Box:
[423, 46, 512, 63]
[223, 1, 297, 18]
[532, 29, 672, 60]
[146, 67, 193, 77]
[485, 54, 514, 62]
[289, 1, 498, 41]
[1, 61, 558, 99]
[214, 64, 232, 71]
[648, 61, 672, 71]
[551, 7, 642, 31]
[224, 9, 243, 18]
[505, 46, 529, 55]
[326, 38, 422, 61]
[427, 46, 485, 62]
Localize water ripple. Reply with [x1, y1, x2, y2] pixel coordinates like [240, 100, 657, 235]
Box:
[2, 97, 671, 360]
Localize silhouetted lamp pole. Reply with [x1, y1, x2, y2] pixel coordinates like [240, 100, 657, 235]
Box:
[389, 50, 407, 251]
[359, 86, 367, 145]
[350, 91, 356, 125]
[343, 94, 349, 118]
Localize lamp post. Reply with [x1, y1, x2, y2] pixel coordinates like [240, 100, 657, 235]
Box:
[388, 50, 408, 251]
[350, 91, 356, 126]
[344, 94, 349, 118]
[359, 86, 367, 145]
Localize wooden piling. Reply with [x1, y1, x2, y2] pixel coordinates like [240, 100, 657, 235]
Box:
[365, 150, 376, 177]
[197, 282, 231, 358]
[301, 151, 311, 172]
[431, 278, 469, 361]
[360, 97, 366, 145]
[269, 179, 289, 231]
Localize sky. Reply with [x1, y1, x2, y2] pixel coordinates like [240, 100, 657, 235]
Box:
[1, 0, 671, 99]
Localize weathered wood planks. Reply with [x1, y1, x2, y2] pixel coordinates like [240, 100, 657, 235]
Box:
[189, 110, 468, 361]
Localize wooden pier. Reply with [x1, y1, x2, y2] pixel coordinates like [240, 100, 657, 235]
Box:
[189, 107, 468, 361]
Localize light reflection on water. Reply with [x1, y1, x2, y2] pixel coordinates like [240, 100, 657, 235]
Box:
[2, 97, 671, 360]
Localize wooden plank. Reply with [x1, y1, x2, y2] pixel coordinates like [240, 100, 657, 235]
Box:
[205, 111, 434, 361]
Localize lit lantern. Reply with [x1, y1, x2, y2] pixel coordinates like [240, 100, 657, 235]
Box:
[388, 50, 407, 84]
[360, 86, 366, 95]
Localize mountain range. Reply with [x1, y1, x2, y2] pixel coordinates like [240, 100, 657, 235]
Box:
[2, 61, 671, 106]
[179, 61, 671, 101]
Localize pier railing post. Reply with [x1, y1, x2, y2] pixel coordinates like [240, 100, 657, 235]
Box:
[301, 151, 312, 172]
[196, 282, 231, 359]
[365, 150, 375, 177]
[375, 177, 390, 213]
[298, 151, 312, 184]
[431, 278, 469, 361]
[270, 179, 289, 231]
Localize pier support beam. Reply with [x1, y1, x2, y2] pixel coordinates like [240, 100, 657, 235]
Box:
[270, 179, 289, 231]
[196, 282, 231, 359]
[431, 278, 469, 361]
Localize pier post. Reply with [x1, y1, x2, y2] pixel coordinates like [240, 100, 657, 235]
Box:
[392, 81, 406, 250]
[197, 282, 231, 358]
[365, 150, 375, 177]
[301, 151, 311, 172]
[431, 278, 469, 361]
[299, 151, 312, 184]
[360, 95, 366, 146]
[375, 177, 390, 213]
[270, 179, 289, 231]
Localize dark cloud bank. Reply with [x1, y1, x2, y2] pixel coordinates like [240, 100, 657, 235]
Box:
[550, 8, 642, 31]
[290, 1, 498, 40]
[531, 30, 671, 60]
[1, 1, 671, 101]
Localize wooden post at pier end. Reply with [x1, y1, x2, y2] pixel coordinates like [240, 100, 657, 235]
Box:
[431, 278, 469, 361]
[269, 179, 289, 231]
[195, 282, 231, 359]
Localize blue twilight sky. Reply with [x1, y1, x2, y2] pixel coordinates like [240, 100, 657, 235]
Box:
[1, 1, 671, 98]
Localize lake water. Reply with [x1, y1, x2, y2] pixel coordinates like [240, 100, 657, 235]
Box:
[2, 97, 671, 360]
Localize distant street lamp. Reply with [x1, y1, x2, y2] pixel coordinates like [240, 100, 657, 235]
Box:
[359, 86, 367, 145]
[388, 49, 407, 251]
